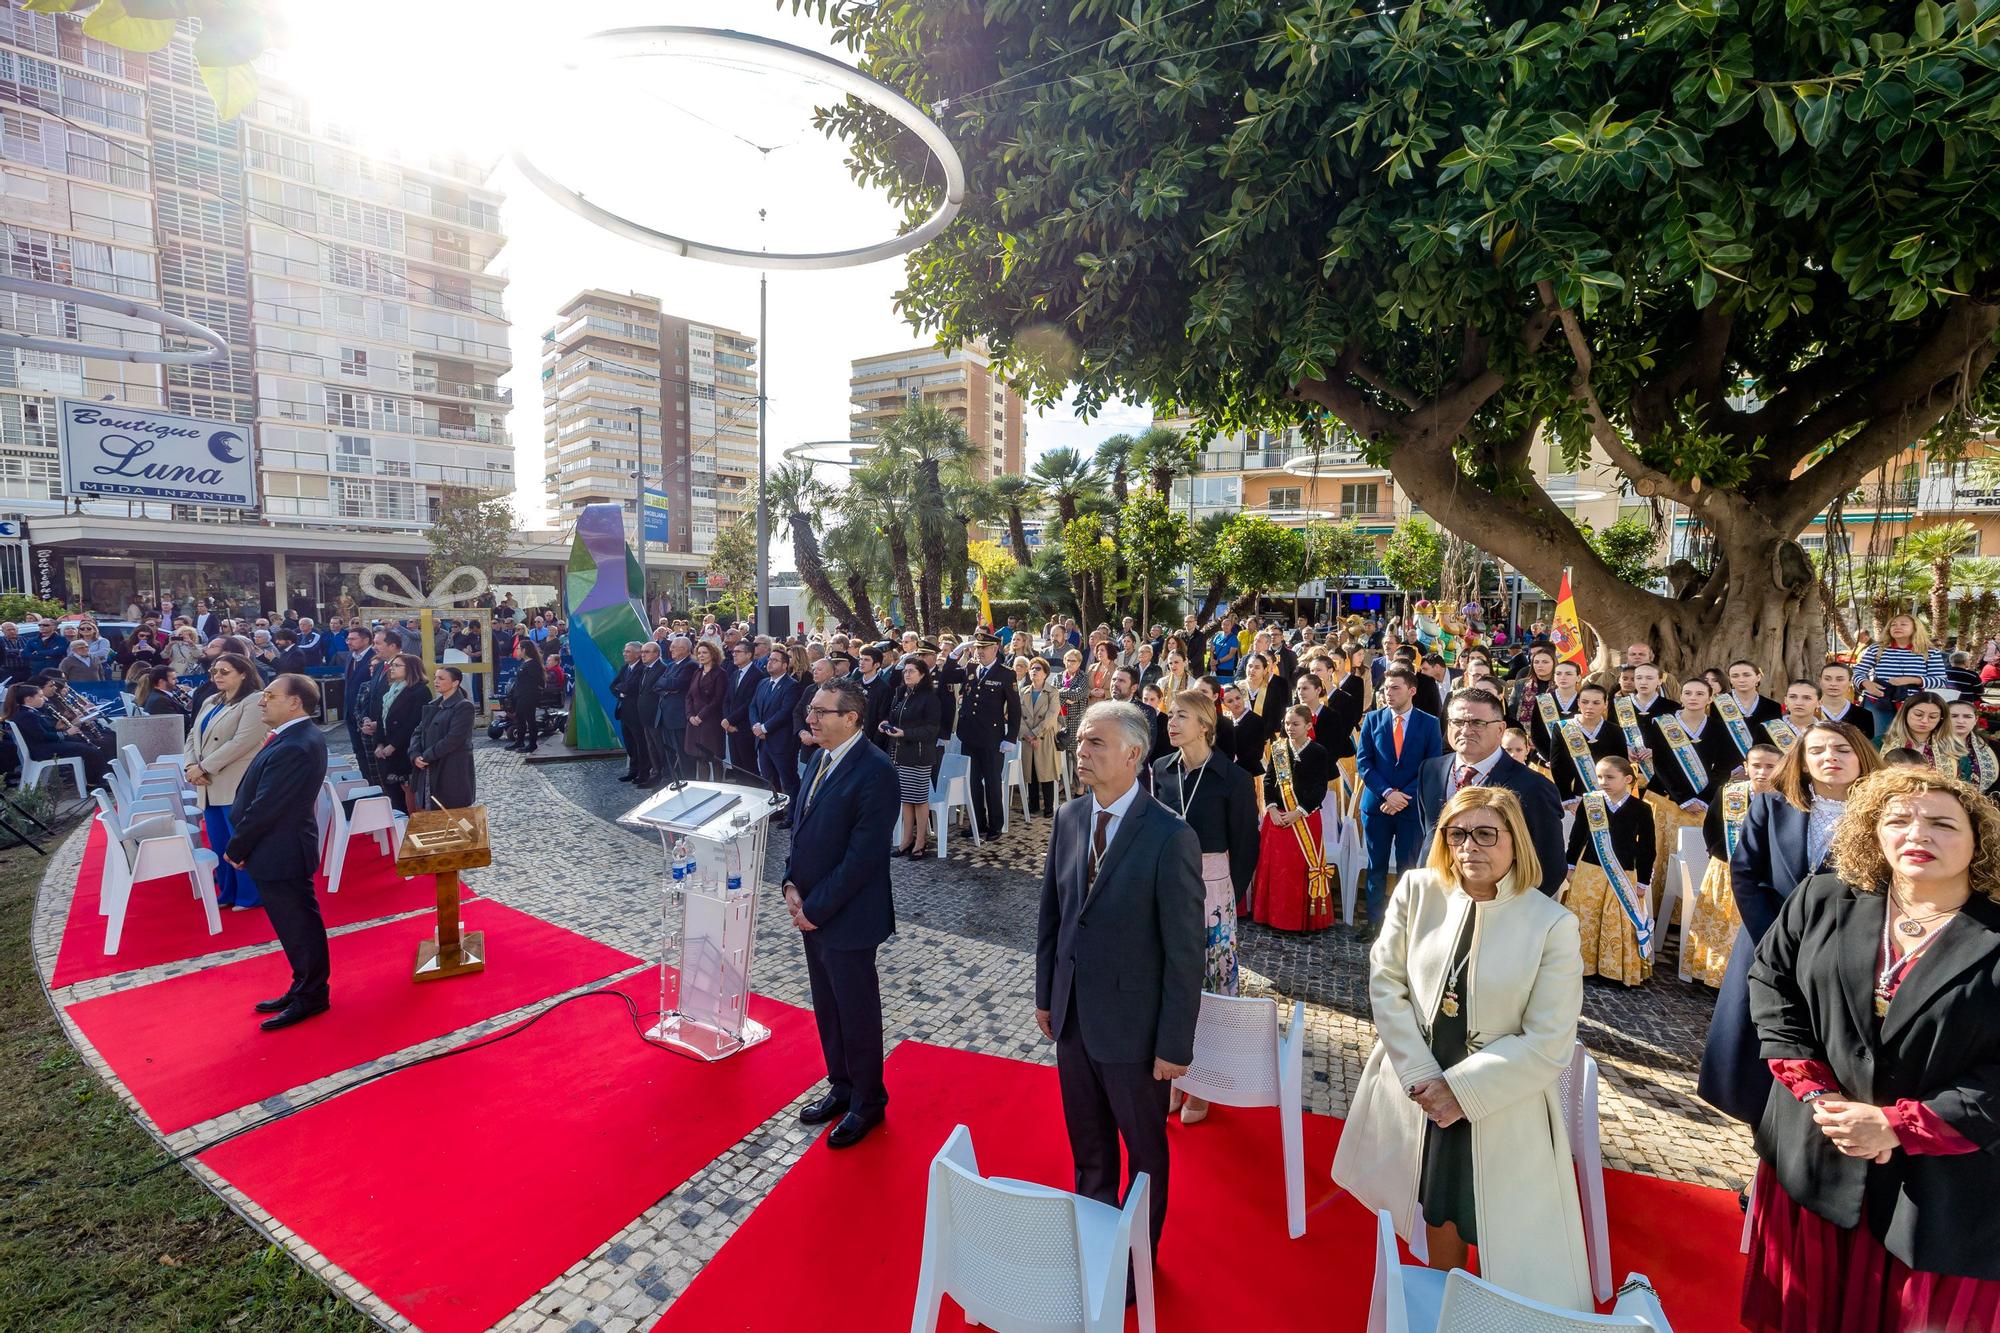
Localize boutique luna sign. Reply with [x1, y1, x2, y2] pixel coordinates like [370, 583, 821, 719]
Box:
[58, 398, 257, 510]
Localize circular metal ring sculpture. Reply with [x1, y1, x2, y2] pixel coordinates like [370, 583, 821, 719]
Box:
[0, 274, 228, 364]
[780, 439, 875, 467]
[510, 26, 967, 271]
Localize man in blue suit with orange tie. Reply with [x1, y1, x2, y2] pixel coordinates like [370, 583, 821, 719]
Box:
[1355, 665, 1445, 935]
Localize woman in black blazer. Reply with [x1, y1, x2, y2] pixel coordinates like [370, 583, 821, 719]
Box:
[883, 657, 942, 859]
[1742, 766, 2000, 1329]
[506, 639, 546, 754]
[1296, 672, 1354, 767]
[372, 652, 431, 814]
[1700, 720, 1879, 1127]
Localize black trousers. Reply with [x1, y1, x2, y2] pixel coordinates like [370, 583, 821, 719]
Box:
[258, 873, 330, 1008]
[964, 742, 1005, 836]
[507, 698, 538, 749]
[1056, 1003, 1171, 1251]
[802, 932, 886, 1119]
[655, 725, 686, 784]
[1026, 779, 1055, 815]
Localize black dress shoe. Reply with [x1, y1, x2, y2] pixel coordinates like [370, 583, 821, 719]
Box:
[798, 1091, 850, 1126]
[890, 846, 908, 859]
[253, 993, 295, 1014]
[617, 772, 636, 783]
[827, 1110, 882, 1149]
[259, 1000, 329, 1032]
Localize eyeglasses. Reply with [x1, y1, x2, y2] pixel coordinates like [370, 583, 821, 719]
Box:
[1442, 826, 1504, 848]
[805, 706, 853, 719]
[1446, 717, 1501, 731]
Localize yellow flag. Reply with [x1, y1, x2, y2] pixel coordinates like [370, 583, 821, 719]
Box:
[973, 564, 994, 631]
[1552, 567, 1588, 667]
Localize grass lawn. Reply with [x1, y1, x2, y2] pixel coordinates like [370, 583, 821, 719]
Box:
[0, 835, 371, 1332]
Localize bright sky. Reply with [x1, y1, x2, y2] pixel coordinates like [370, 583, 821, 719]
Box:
[262, 0, 1151, 532]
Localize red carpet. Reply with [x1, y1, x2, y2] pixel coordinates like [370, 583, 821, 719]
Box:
[51, 819, 470, 989]
[202, 985, 819, 1333]
[66, 901, 641, 1133]
[656, 1043, 1747, 1332]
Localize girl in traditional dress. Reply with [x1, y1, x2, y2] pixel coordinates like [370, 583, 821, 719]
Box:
[1155, 689, 1260, 1124]
[1641, 676, 1738, 893]
[1550, 682, 1627, 811]
[1948, 698, 2000, 796]
[1502, 726, 1546, 778]
[1880, 691, 1961, 777]
[1250, 705, 1335, 932]
[1563, 756, 1657, 984]
[1686, 742, 1785, 988]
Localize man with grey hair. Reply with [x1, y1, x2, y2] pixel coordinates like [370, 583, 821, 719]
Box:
[612, 641, 656, 784]
[653, 633, 696, 784]
[1036, 700, 1204, 1268]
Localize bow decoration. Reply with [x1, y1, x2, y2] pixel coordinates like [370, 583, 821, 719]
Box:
[358, 563, 489, 610]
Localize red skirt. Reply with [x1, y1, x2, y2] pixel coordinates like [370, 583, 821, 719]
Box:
[1742, 1162, 2000, 1332]
[1250, 809, 1334, 933]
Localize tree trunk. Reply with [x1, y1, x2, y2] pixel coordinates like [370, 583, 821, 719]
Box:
[790, 514, 867, 637]
[887, 527, 920, 633]
[845, 569, 878, 635]
[1931, 563, 1952, 648]
[1006, 505, 1031, 566]
[1196, 576, 1227, 625]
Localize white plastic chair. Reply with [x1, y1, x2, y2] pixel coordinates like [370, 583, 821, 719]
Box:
[1558, 1042, 1613, 1303]
[928, 751, 980, 858]
[1740, 1173, 1754, 1254]
[91, 787, 193, 853]
[315, 775, 382, 849]
[1434, 1267, 1673, 1330]
[96, 805, 221, 954]
[909, 1124, 1154, 1333]
[320, 778, 405, 893]
[1175, 994, 1308, 1237]
[1654, 826, 1705, 974]
[1335, 775, 1367, 924]
[1003, 744, 1029, 827]
[1368, 1208, 1444, 1333]
[120, 742, 184, 776]
[9, 720, 85, 807]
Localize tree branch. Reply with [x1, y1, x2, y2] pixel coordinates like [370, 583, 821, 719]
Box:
[1348, 356, 1424, 410]
[1293, 345, 1408, 441]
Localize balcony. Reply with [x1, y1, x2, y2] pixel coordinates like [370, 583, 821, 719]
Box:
[411, 377, 511, 405]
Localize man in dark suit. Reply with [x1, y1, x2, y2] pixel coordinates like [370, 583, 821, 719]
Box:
[226, 674, 332, 1031]
[340, 627, 375, 762]
[1413, 686, 1567, 897]
[1356, 666, 1446, 933]
[783, 678, 899, 1149]
[609, 642, 649, 783]
[269, 627, 309, 678]
[751, 650, 802, 802]
[1036, 699, 1204, 1259]
[651, 634, 696, 785]
[721, 639, 761, 780]
[956, 634, 1021, 839]
[195, 600, 223, 641]
[856, 645, 897, 753]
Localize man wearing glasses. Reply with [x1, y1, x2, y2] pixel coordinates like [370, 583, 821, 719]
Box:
[1414, 686, 1568, 897]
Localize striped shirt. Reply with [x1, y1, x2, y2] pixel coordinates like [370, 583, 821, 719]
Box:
[1855, 644, 1947, 689]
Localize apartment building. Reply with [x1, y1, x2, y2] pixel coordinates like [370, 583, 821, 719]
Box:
[0, 4, 525, 615]
[540, 287, 758, 560]
[848, 340, 1026, 482]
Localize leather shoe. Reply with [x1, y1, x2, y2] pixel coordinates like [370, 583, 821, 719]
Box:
[253, 993, 295, 1014]
[827, 1111, 882, 1149]
[258, 1000, 329, 1032]
[617, 772, 636, 782]
[798, 1091, 850, 1126]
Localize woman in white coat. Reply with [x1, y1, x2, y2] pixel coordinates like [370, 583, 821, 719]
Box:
[182, 652, 272, 910]
[1331, 784, 1591, 1310]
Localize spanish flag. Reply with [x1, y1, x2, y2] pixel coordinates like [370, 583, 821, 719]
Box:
[972, 564, 994, 631]
[1551, 567, 1588, 667]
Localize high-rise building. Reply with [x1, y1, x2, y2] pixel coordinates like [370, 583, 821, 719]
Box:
[541, 287, 757, 559]
[848, 341, 1025, 481]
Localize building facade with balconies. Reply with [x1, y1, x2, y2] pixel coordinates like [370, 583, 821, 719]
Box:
[848, 341, 1025, 482]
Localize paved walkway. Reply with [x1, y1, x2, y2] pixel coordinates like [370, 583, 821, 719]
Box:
[34, 734, 1755, 1332]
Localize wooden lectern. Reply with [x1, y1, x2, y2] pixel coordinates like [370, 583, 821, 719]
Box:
[394, 805, 490, 982]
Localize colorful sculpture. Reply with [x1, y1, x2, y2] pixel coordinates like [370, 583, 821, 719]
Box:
[564, 502, 649, 752]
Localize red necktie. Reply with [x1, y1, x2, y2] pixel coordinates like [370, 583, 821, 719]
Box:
[1454, 764, 1476, 792]
[261, 731, 277, 748]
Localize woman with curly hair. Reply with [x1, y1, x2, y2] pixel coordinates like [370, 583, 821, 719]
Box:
[1742, 766, 2000, 1330]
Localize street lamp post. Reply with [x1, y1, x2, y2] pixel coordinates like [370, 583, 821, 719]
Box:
[633, 402, 648, 615]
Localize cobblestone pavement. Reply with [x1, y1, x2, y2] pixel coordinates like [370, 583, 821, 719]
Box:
[32, 730, 1755, 1333]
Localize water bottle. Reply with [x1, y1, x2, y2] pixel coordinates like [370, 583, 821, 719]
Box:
[684, 841, 703, 896]
[726, 838, 743, 896]
[670, 836, 689, 892]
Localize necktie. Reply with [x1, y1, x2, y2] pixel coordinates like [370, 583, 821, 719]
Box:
[1393, 712, 1405, 760]
[1084, 809, 1113, 898]
[1454, 763, 1475, 793]
[803, 752, 831, 814]
[260, 730, 277, 749]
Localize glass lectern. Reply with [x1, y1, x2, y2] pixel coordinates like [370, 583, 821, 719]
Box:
[619, 779, 788, 1061]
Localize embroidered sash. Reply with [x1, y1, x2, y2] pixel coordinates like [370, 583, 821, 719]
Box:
[1655, 714, 1709, 795]
[1764, 717, 1801, 751]
[1583, 791, 1652, 955]
[1270, 739, 1332, 911]
[1614, 694, 1655, 781]
[1536, 692, 1560, 733]
[1721, 780, 1751, 858]
[1714, 693, 1755, 757]
[1559, 719, 1599, 794]
[1968, 736, 1999, 790]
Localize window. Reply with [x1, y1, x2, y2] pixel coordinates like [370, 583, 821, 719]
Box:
[340, 347, 368, 378]
[1268, 487, 1303, 511]
[1339, 483, 1380, 518]
[335, 433, 372, 472]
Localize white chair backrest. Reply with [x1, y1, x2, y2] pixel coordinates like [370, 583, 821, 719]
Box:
[1182, 993, 1281, 1104]
[933, 1151, 1090, 1324]
[937, 750, 971, 787]
[1370, 1209, 1411, 1333]
[1558, 1042, 1596, 1150]
[1437, 1268, 1660, 1330]
[7, 720, 30, 767]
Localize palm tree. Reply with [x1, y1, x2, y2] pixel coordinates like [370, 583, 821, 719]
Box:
[1901, 520, 1979, 644]
[822, 516, 888, 633]
[1951, 556, 2000, 646]
[767, 463, 867, 635]
[989, 473, 1036, 565]
[844, 459, 918, 630]
[877, 403, 978, 634]
[1029, 446, 1101, 524]
[1191, 512, 1233, 623]
[1130, 424, 1203, 497]
[1094, 433, 1135, 507]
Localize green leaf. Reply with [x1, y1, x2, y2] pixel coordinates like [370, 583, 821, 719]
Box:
[1914, 0, 1944, 41]
[1243, 86, 1259, 113]
[1693, 268, 1718, 308]
[193, 12, 267, 69]
[199, 62, 258, 121]
[80, 0, 177, 53]
[1758, 86, 1797, 153]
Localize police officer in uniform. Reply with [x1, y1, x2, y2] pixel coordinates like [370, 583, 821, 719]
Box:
[955, 633, 1020, 840]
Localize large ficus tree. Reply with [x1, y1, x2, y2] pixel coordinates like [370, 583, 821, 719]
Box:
[796, 0, 2000, 678]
